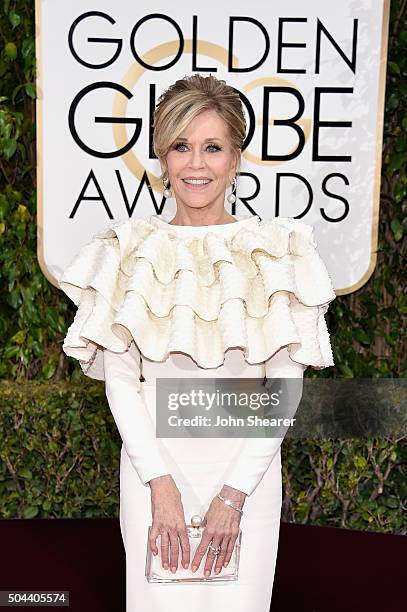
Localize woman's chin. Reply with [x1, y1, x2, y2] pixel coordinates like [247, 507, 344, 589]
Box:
[174, 191, 217, 207]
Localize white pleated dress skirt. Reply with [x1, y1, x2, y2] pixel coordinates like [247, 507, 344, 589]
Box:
[119, 379, 283, 612]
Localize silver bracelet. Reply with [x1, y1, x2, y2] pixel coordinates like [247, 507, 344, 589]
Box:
[216, 493, 244, 515]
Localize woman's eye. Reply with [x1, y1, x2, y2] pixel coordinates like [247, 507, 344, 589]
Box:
[174, 143, 188, 152]
[173, 143, 221, 152]
[207, 144, 221, 152]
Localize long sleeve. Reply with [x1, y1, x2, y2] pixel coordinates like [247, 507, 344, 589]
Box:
[222, 347, 307, 497]
[103, 340, 172, 487]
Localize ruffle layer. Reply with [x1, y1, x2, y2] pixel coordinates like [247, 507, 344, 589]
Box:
[59, 216, 336, 380]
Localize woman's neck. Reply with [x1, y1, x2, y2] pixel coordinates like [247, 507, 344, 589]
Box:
[168, 209, 237, 226]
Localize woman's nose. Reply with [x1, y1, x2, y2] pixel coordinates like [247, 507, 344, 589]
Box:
[188, 148, 205, 169]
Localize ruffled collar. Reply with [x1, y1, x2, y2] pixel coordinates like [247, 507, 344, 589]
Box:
[59, 214, 336, 380]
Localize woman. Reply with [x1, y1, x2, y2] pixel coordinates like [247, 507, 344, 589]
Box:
[59, 74, 336, 611]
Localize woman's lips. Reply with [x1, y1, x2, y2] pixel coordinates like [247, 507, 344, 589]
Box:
[181, 179, 212, 191]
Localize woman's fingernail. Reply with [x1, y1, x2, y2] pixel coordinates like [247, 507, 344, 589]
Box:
[163, 562, 168, 569]
[192, 565, 197, 572]
[171, 566, 176, 573]
[224, 561, 228, 567]
[204, 570, 210, 577]
[183, 563, 189, 569]
[215, 567, 221, 574]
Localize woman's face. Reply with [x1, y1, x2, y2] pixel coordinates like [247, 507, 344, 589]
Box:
[164, 110, 238, 213]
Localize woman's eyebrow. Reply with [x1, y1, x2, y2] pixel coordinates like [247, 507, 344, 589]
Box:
[175, 136, 224, 142]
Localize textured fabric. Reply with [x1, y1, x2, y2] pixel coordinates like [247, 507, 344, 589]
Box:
[59, 214, 336, 380]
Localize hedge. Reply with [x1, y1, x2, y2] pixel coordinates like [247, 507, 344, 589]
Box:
[0, 1, 405, 530]
[0, 380, 405, 533]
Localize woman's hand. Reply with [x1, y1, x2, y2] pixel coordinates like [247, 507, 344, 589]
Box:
[148, 474, 190, 573]
[191, 484, 247, 577]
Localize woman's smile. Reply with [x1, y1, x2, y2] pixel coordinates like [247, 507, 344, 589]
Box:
[181, 177, 213, 191]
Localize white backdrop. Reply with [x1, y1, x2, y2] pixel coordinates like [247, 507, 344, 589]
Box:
[36, 0, 389, 295]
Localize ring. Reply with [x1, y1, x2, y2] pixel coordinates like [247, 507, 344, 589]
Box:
[208, 544, 220, 555]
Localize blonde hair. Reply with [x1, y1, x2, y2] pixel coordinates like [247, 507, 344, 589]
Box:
[153, 74, 246, 183]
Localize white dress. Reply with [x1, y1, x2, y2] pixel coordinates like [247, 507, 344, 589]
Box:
[59, 213, 336, 611]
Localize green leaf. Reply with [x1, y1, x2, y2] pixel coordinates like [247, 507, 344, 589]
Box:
[3, 345, 20, 358]
[388, 152, 404, 172]
[390, 219, 404, 242]
[388, 61, 400, 76]
[385, 497, 399, 509]
[19, 467, 32, 480]
[353, 455, 367, 470]
[338, 364, 354, 378]
[4, 42, 17, 60]
[23, 506, 39, 519]
[41, 362, 56, 380]
[2, 138, 17, 159]
[9, 11, 21, 28]
[25, 82, 36, 99]
[21, 38, 34, 58]
[10, 330, 25, 344]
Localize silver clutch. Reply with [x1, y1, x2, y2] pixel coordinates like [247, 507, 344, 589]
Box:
[145, 514, 242, 583]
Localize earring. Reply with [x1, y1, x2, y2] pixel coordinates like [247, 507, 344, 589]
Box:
[162, 176, 172, 199]
[227, 176, 237, 204]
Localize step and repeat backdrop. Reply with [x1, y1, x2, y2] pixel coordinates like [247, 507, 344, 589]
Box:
[36, 0, 390, 295]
